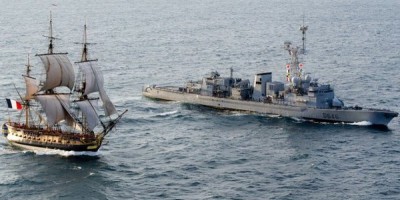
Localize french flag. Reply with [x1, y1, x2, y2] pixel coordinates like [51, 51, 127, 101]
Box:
[6, 98, 23, 110]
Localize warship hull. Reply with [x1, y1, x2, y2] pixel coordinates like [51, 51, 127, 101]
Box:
[2, 123, 102, 152]
[143, 86, 398, 126]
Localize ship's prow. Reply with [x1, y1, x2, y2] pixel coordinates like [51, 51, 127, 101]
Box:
[304, 108, 399, 127]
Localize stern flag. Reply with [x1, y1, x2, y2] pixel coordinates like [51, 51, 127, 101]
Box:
[6, 98, 23, 110]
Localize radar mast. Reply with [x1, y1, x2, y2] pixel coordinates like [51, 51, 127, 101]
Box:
[299, 16, 308, 54]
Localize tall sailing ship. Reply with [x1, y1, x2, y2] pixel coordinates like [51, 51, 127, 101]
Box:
[2, 14, 127, 152]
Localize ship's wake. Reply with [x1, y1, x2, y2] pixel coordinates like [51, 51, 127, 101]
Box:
[0, 147, 20, 155]
[291, 118, 375, 127]
[347, 121, 373, 126]
[290, 117, 306, 122]
[25, 149, 100, 157]
[155, 110, 179, 117]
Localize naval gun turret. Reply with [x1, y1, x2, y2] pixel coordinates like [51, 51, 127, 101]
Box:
[188, 69, 252, 99]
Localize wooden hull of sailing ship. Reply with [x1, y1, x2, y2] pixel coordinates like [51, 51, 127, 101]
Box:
[2, 122, 103, 152]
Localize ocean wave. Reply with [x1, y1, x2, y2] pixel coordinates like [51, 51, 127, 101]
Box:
[0, 147, 20, 155]
[224, 111, 250, 116]
[266, 114, 282, 118]
[155, 110, 179, 117]
[290, 117, 306, 122]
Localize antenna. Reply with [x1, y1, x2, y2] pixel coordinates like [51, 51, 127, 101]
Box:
[299, 15, 308, 54]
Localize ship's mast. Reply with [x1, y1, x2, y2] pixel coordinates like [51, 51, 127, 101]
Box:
[26, 54, 32, 77]
[78, 22, 89, 132]
[81, 22, 88, 62]
[48, 11, 54, 54]
[299, 16, 308, 54]
[43, 11, 60, 54]
[75, 21, 127, 135]
[76, 22, 101, 133]
[24, 54, 32, 127]
[78, 20, 97, 62]
[42, 11, 59, 95]
[284, 41, 302, 83]
[77, 21, 94, 98]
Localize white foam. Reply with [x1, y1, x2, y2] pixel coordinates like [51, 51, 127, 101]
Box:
[348, 121, 373, 126]
[224, 111, 249, 116]
[291, 117, 306, 122]
[27, 149, 100, 157]
[156, 110, 179, 116]
[130, 96, 143, 100]
[0, 148, 19, 155]
[266, 114, 282, 118]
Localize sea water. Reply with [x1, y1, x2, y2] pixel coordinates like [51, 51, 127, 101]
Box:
[0, 0, 399, 199]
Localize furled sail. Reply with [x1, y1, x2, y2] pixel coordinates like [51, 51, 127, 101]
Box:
[38, 53, 75, 91]
[23, 76, 39, 100]
[35, 94, 74, 127]
[76, 99, 100, 131]
[77, 61, 117, 116]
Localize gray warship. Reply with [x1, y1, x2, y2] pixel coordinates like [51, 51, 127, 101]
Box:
[143, 39, 398, 126]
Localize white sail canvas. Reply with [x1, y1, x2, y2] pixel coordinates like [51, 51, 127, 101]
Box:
[23, 76, 39, 100]
[38, 54, 75, 91]
[76, 99, 100, 131]
[77, 61, 117, 116]
[35, 94, 74, 127]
